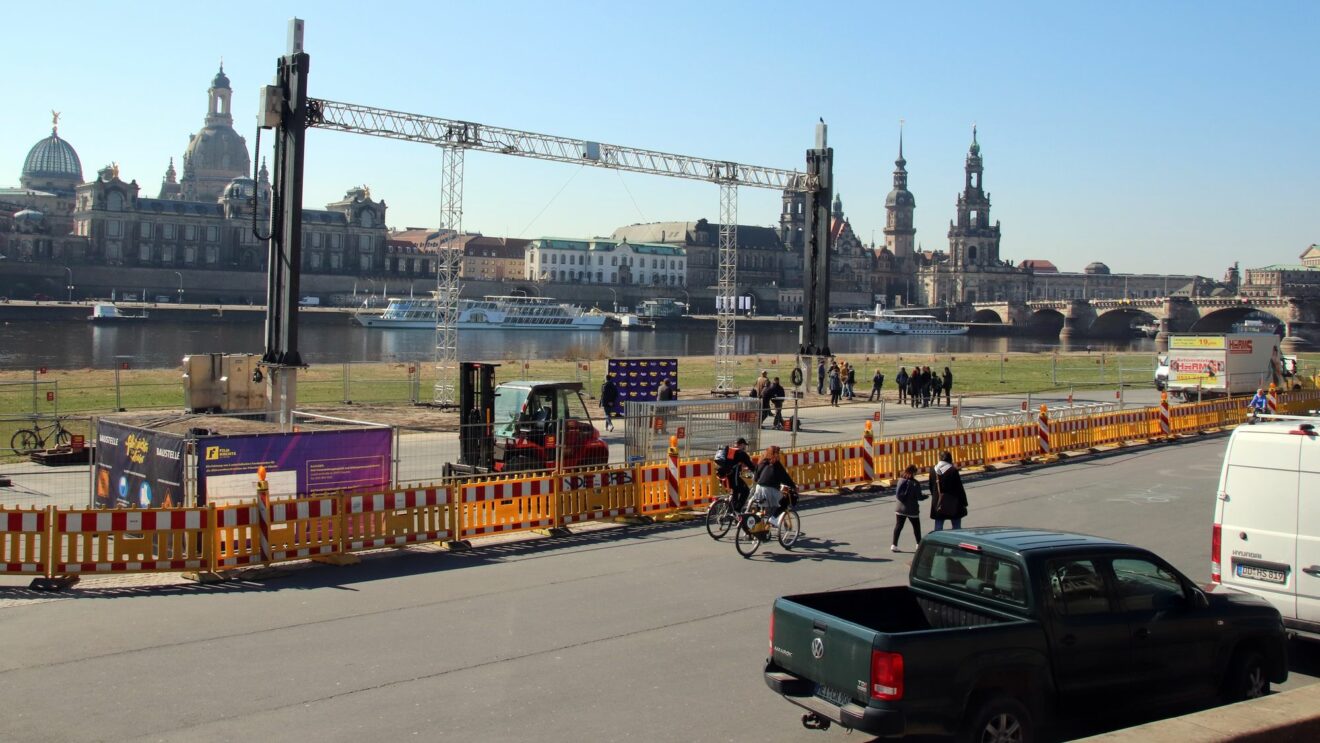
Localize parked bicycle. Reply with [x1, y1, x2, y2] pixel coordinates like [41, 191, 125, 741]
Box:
[9, 417, 73, 454]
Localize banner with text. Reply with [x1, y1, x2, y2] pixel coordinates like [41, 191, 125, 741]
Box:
[94, 421, 186, 509]
[197, 428, 392, 504]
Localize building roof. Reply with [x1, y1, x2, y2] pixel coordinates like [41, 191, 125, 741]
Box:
[1018, 259, 1058, 273]
[531, 237, 685, 257]
[1298, 244, 1320, 261]
[459, 235, 529, 260]
[1249, 263, 1320, 272]
[23, 131, 82, 182]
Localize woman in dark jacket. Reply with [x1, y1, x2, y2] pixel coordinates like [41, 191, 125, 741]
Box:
[942, 366, 954, 407]
[891, 464, 924, 552]
[928, 450, 968, 531]
[753, 445, 797, 523]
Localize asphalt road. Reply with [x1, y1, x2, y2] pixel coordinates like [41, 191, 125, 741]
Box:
[1, 435, 1314, 742]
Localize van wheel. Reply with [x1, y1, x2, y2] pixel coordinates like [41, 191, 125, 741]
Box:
[962, 694, 1034, 743]
[1222, 649, 1269, 702]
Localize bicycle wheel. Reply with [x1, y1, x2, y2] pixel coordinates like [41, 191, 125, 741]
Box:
[776, 509, 801, 549]
[705, 498, 733, 540]
[735, 517, 762, 558]
[10, 429, 40, 455]
[54, 427, 73, 448]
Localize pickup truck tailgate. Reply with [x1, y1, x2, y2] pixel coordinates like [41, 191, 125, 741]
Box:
[771, 594, 889, 704]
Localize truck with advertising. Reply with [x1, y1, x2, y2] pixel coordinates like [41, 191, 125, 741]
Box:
[763, 528, 1288, 741]
[1153, 332, 1295, 401]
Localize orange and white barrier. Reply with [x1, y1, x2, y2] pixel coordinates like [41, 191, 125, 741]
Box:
[559, 469, 637, 525]
[1037, 406, 1051, 454]
[1, 508, 49, 575]
[1159, 393, 1172, 436]
[639, 460, 716, 514]
[1267, 384, 1279, 414]
[666, 435, 681, 508]
[268, 496, 340, 562]
[343, 486, 453, 550]
[457, 477, 555, 538]
[861, 422, 876, 482]
[51, 508, 209, 575]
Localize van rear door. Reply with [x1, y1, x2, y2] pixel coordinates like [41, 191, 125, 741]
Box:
[1218, 428, 1299, 619]
[1297, 433, 1320, 627]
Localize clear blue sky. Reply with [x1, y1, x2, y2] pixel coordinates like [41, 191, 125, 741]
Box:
[4, 1, 1315, 276]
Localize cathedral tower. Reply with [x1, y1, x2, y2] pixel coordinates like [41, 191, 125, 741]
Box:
[947, 125, 1000, 269]
[883, 123, 915, 259]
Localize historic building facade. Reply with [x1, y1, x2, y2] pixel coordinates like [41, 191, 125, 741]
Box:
[525, 237, 685, 286]
[611, 219, 774, 294]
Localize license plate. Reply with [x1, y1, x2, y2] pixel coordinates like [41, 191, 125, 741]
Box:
[814, 683, 852, 707]
[1236, 564, 1287, 584]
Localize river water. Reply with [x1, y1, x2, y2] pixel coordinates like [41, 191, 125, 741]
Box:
[0, 320, 1157, 370]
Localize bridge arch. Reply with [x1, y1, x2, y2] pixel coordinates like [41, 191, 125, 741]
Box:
[1089, 307, 1160, 338]
[1190, 307, 1285, 334]
[1027, 308, 1065, 336]
[973, 308, 1003, 324]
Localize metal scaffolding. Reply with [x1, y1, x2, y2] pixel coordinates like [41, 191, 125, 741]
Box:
[716, 182, 738, 393]
[434, 144, 465, 405]
[307, 97, 814, 403]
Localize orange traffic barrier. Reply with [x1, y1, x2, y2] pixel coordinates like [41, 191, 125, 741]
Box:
[50, 507, 209, 575]
[559, 468, 638, 526]
[1, 507, 50, 575]
[456, 474, 556, 538]
[343, 486, 455, 551]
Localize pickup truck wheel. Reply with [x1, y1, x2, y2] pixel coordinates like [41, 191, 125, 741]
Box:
[1222, 648, 1269, 702]
[962, 695, 1034, 743]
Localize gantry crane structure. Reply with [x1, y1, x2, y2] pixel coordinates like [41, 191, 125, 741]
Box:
[262, 19, 832, 414]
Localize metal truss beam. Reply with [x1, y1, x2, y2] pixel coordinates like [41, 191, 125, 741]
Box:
[309, 99, 808, 193]
[433, 147, 464, 406]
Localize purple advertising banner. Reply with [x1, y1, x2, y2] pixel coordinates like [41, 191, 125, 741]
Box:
[196, 427, 392, 504]
[607, 358, 678, 416]
[94, 421, 186, 509]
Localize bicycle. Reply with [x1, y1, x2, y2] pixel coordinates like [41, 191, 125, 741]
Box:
[9, 417, 72, 454]
[706, 471, 754, 540]
[734, 488, 801, 558]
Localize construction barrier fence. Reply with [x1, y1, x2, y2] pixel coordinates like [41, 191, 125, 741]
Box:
[5, 389, 1320, 581]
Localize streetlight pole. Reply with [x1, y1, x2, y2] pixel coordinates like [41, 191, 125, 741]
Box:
[62, 266, 73, 302]
[173, 271, 184, 304]
[607, 287, 618, 313]
[680, 289, 690, 313]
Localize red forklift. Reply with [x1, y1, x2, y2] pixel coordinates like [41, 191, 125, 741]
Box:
[446, 362, 610, 476]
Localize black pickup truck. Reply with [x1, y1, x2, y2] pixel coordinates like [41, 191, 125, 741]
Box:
[764, 528, 1288, 742]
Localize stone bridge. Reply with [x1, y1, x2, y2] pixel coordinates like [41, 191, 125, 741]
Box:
[966, 296, 1320, 349]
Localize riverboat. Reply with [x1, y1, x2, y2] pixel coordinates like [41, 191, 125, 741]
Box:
[88, 303, 148, 323]
[828, 313, 879, 335]
[872, 310, 969, 336]
[353, 294, 607, 330]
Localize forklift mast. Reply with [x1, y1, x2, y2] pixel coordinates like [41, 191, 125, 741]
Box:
[458, 362, 499, 469]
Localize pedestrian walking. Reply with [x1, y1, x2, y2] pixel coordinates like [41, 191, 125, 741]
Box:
[896, 367, 909, 405]
[869, 369, 885, 401]
[657, 378, 676, 401]
[753, 370, 770, 399]
[769, 376, 786, 429]
[845, 364, 857, 400]
[930, 373, 943, 408]
[910, 367, 923, 408]
[928, 451, 968, 531]
[828, 366, 842, 407]
[817, 359, 826, 395]
[921, 366, 933, 408]
[942, 366, 953, 407]
[891, 464, 925, 552]
[599, 374, 619, 432]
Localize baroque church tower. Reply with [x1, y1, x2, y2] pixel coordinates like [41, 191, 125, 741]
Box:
[947, 125, 1001, 269]
[883, 123, 915, 260]
[178, 65, 251, 202]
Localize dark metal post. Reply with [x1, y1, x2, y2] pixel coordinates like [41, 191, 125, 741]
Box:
[799, 120, 834, 359]
[263, 19, 309, 427]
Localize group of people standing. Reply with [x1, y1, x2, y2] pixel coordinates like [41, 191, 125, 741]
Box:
[894, 366, 953, 408]
[817, 359, 858, 407]
[753, 371, 787, 428]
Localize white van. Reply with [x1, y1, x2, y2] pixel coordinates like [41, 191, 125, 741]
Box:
[1213, 417, 1320, 641]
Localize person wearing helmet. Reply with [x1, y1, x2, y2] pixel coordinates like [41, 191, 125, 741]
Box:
[716, 437, 757, 512]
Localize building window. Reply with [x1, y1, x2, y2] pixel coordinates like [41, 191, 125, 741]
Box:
[163, 245, 174, 263]
[108, 220, 122, 238]
[163, 224, 175, 239]
[186, 225, 197, 240]
[139, 223, 150, 238]
[185, 246, 197, 264]
[207, 226, 218, 242]
[205, 246, 218, 264]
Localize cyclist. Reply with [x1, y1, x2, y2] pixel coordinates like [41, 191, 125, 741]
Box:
[716, 437, 756, 512]
[1246, 388, 1269, 421]
[751, 445, 798, 527]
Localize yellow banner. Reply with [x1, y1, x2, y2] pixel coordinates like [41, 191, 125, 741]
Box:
[1170, 336, 1225, 350]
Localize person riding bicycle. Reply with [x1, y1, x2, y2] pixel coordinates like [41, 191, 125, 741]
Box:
[716, 437, 756, 512]
[1247, 388, 1269, 420]
[751, 445, 798, 528]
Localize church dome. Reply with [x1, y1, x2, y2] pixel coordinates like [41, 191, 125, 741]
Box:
[885, 188, 915, 208]
[1083, 261, 1111, 275]
[22, 131, 83, 183]
[212, 66, 231, 89]
[184, 126, 250, 177]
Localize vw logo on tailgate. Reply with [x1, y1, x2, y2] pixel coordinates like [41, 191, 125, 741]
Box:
[810, 637, 824, 659]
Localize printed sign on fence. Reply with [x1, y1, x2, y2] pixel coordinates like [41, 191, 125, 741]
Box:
[197, 428, 392, 504]
[94, 421, 186, 509]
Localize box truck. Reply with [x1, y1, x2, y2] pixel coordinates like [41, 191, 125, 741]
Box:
[1154, 332, 1294, 400]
